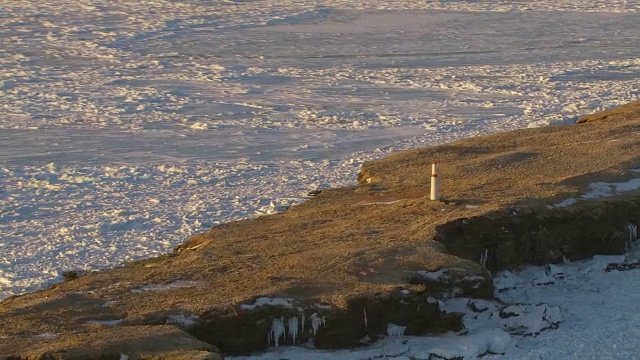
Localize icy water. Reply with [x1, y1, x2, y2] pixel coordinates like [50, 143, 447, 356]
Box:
[1, 1, 640, 357]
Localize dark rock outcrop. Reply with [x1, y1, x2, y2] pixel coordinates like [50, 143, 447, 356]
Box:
[436, 198, 640, 271]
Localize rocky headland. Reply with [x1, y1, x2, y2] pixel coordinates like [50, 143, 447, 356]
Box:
[2, 100, 640, 359]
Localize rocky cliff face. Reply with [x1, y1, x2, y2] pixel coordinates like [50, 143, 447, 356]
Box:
[436, 198, 640, 271]
[189, 293, 464, 354]
[2, 101, 640, 359]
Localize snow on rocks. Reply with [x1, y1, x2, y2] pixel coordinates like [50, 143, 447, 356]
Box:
[436, 297, 562, 337]
[240, 297, 294, 310]
[412, 267, 492, 298]
[166, 314, 200, 328]
[416, 269, 447, 281]
[475, 304, 563, 336]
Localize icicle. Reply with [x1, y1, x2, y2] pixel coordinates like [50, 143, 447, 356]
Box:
[309, 313, 325, 336]
[288, 317, 299, 344]
[627, 223, 638, 250]
[270, 316, 285, 347]
[480, 248, 489, 269]
[300, 314, 305, 336]
[386, 323, 406, 336]
[544, 264, 551, 276]
[363, 308, 368, 331]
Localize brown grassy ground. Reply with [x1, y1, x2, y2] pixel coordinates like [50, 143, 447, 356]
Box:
[1, 100, 639, 355]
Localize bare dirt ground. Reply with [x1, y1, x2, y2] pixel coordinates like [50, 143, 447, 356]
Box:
[1, 100, 640, 357]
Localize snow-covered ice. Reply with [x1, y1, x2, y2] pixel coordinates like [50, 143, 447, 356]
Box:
[1, 0, 640, 358]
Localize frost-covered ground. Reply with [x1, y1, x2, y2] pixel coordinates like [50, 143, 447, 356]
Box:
[1, 0, 639, 357]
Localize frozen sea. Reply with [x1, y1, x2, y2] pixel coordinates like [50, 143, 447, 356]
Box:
[1, 1, 639, 358]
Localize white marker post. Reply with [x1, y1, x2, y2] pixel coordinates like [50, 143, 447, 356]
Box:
[430, 161, 440, 201]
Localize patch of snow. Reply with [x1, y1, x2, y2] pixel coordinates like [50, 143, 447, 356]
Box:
[548, 198, 578, 208]
[552, 177, 640, 207]
[86, 319, 124, 326]
[130, 280, 207, 293]
[463, 274, 486, 282]
[416, 269, 446, 281]
[474, 304, 564, 336]
[102, 300, 118, 308]
[166, 314, 200, 328]
[240, 297, 294, 310]
[579, 254, 626, 274]
[34, 333, 59, 339]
